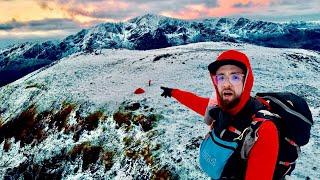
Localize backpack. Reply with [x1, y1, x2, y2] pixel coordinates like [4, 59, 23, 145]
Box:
[252, 92, 314, 179]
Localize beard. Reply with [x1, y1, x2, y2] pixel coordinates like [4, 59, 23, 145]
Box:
[219, 89, 241, 109]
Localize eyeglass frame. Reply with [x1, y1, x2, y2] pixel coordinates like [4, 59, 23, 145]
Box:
[211, 73, 245, 86]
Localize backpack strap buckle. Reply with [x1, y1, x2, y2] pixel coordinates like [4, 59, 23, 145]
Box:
[233, 127, 250, 141]
[279, 161, 296, 166]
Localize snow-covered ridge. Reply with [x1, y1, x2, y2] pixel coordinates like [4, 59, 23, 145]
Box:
[0, 42, 319, 179]
[1, 14, 320, 87]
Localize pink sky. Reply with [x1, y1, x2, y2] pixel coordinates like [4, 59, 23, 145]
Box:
[1, 0, 319, 24]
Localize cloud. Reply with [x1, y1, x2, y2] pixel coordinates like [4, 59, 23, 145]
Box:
[265, 0, 320, 17]
[28, 18, 80, 30]
[34, 0, 134, 22]
[233, 1, 255, 8]
[0, 19, 23, 30]
[34, 0, 219, 22]
[270, 0, 316, 5]
[38, 1, 53, 10]
[27, 0, 318, 24]
[269, 0, 320, 10]
[65, 4, 135, 20]
[0, 18, 80, 31]
[124, 0, 218, 8]
[194, 0, 218, 8]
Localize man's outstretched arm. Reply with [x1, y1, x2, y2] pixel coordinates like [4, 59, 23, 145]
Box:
[161, 87, 209, 116]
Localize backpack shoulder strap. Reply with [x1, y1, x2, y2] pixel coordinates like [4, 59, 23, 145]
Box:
[240, 109, 280, 159]
[261, 95, 313, 126]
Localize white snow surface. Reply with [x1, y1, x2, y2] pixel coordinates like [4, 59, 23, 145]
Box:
[0, 42, 319, 179]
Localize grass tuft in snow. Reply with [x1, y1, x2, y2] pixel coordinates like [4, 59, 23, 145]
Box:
[153, 53, 173, 62]
[113, 111, 133, 130]
[70, 110, 106, 141]
[49, 103, 75, 131]
[0, 116, 3, 130]
[68, 142, 103, 171]
[25, 83, 48, 91]
[3, 139, 11, 152]
[68, 141, 115, 172]
[4, 151, 66, 179]
[152, 167, 175, 180]
[114, 100, 162, 132]
[103, 151, 114, 171]
[0, 105, 46, 148]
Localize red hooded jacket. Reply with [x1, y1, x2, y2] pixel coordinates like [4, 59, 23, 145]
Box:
[171, 50, 279, 180]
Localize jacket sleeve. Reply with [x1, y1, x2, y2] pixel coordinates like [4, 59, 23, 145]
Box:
[245, 121, 279, 180]
[171, 89, 209, 117]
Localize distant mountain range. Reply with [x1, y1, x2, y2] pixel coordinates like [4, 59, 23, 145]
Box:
[1, 14, 320, 87]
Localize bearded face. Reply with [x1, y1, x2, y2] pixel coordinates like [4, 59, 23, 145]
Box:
[213, 65, 245, 109]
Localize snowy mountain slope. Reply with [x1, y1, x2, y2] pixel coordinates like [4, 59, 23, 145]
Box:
[1, 14, 320, 87]
[0, 42, 319, 179]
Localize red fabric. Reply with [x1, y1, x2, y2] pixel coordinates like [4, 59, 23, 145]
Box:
[134, 88, 145, 94]
[256, 97, 271, 110]
[171, 89, 209, 116]
[211, 50, 254, 116]
[245, 121, 279, 180]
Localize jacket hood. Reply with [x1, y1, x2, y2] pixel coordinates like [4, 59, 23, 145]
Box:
[208, 50, 254, 115]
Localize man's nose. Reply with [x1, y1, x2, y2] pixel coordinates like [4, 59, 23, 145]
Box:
[222, 77, 232, 87]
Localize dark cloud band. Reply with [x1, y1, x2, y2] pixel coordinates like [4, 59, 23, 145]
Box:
[0, 18, 80, 31]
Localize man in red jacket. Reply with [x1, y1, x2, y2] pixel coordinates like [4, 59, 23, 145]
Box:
[160, 50, 279, 180]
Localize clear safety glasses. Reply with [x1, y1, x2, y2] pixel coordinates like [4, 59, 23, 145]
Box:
[213, 73, 245, 85]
